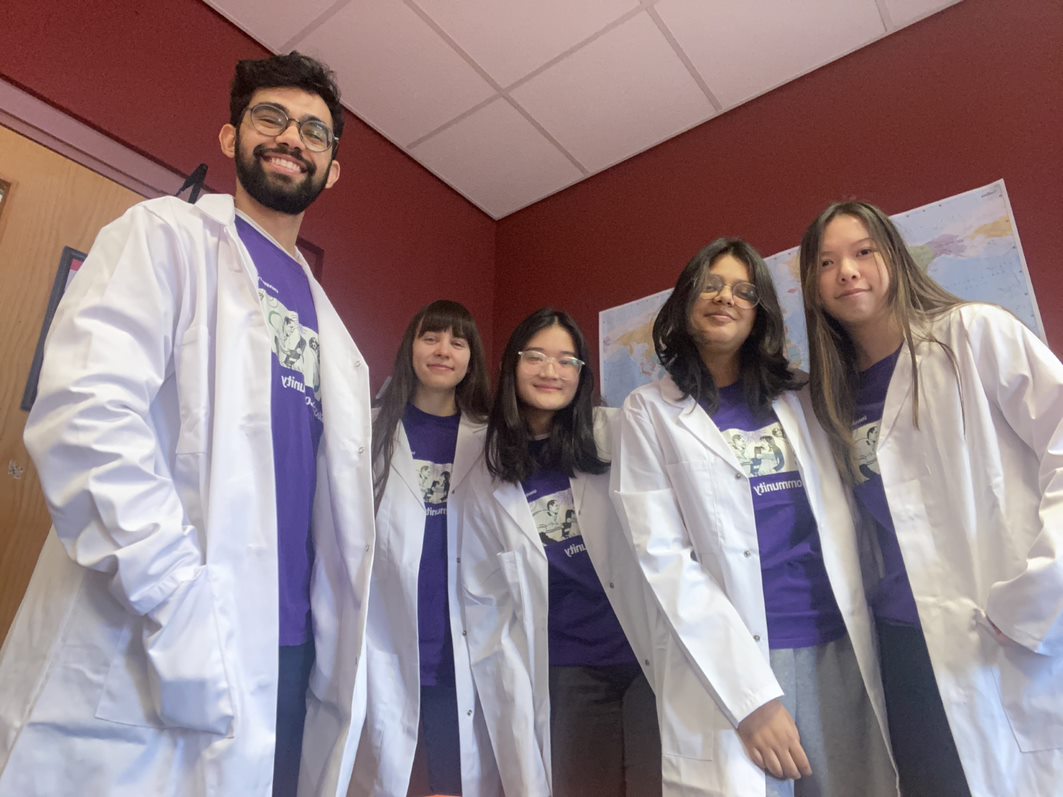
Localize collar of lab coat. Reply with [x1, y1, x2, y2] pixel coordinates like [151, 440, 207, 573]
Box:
[492, 470, 589, 559]
[657, 374, 810, 478]
[391, 414, 484, 505]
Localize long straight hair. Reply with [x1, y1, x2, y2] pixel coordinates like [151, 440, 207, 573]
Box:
[372, 300, 491, 506]
[653, 237, 802, 414]
[799, 201, 964, 482]
[485, 308, 607, 483]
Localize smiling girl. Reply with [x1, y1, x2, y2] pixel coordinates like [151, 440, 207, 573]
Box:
[350, 300, 499, 797]
[800, 201, 1063, 797]
[612, 239, 896, 796]
[461, 308, 660, 797]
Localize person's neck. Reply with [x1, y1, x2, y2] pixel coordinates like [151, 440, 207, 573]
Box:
[524, 407, 554, 438]
[848, 316, 904, 371]
[412, 386, 458, 417]
[700, 351, 741, 388]
[234, 186, 303, 258]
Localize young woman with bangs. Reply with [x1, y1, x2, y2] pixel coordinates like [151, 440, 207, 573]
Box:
[800, 201, 1063, 797]
[350, 300, 501, 797]
[461, 308, 661, 797]
[611, 239, 896, 796]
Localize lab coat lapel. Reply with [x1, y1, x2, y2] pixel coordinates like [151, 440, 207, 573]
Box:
[663, 378, 743, 473]
[391, 426, 425, 504]
[493, 479, 545, 556]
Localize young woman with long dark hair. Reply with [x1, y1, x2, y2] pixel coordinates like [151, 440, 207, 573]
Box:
[612, 239, 896, 796]
[461, 308, 660, 797]
[350, 300, 500, 797]
[800, 201, 1063, 797]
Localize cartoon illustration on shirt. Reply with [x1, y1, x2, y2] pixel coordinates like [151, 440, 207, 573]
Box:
[724, 422, 796, 478]
[853, 420, 881, 483]
[258, 291, 321, 395]
[529, 490, 580, 545]
[415, 459, 453, 505]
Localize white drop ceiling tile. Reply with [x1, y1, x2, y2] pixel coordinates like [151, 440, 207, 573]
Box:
[410, 99, 583, 219]
[298, 0, 496, 146]
[413, 0, 640, 88]
[510, 13, 714, 174]
[656, 0, 885, 108]
[882, 0, 962, 28]
[203, 0, 338, 51]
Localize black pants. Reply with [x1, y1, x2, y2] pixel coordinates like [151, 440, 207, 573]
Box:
[549, 664, 661, 797]
[407, 682, 463, 796]
[876, 621, 971, 797]
[273, 640, 315, 797]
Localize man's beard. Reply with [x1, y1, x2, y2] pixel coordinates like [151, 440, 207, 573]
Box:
[235, 131, 329, 215]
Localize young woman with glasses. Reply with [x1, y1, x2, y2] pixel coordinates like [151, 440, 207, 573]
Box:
[461, 308, 661, 797]
[350, 300, 501, 797]
[611, 239, 896, 796]
[799, 201, 1063, 797]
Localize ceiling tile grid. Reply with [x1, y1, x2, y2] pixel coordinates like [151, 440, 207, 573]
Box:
[510, 12, 715, 174]
[203, 0, 963, 218]
[297, 0, 495, 146]
[410, 98, 585, 219]
[411, 0, 642, 89]
[654, 0, 886, 108]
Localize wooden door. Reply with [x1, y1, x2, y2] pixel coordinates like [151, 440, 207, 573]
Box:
[0, 124, 143, 643]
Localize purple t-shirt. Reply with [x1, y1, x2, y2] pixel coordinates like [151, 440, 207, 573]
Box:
[852, 348, 921, 627]
[522, 442, 636, 667]
[237, 215, 322, 647]
[403, 403, 460, 686]
[709, 384, 846, 649]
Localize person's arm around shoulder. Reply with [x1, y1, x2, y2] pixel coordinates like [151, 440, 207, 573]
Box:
[23, 200, 234, 735]
[958, 305, 1063, 656]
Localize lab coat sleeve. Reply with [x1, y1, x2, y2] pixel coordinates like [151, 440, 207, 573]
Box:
[610, 397, 783, 726]
[23, 203, 234, 734]
[460, 491, 551, 796]
[968, 308, 1063, 656]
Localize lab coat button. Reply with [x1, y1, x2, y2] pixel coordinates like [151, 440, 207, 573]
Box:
[353, 359, 362, 368]
[608, 581, 615, 589]
[743, 550, 753, 558]
[734, 472, 743, 480]
[462, 629, 467, 636]
[357, 445, 365, 454]
[456, 557, 461, 564]
[643, 659, 650, 667]
[753, 634, 761, 642]
[466, 709, 472, 717]
[364, 544, 370, 552]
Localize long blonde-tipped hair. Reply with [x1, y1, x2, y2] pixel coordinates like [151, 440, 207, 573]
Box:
[799, 201, 964, 483]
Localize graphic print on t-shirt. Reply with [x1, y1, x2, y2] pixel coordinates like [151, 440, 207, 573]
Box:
[257, 287, 322, 397]
[852, 418, 882, 483]
[414, 458, 453, 512]
[528, 490, 582, 549]
[725, 422, 797, 482]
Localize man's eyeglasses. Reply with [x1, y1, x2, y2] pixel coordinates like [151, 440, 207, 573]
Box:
[517, 350, 585, 376]
[700, 274, 760, 309]
[245, 103, 337, 152]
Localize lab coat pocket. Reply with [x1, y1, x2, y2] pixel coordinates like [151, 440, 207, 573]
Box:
[989, 632, 1063, 752]
[498, 551, 531, 635]
[656, 640, 714, 761]
[95, 567, 235, 735]
[95, 617, 166, 729]
[174, 324, 210, 454]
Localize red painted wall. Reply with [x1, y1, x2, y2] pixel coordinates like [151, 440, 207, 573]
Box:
[495, 0, 1063, 386]
[2, 0, 496, 388]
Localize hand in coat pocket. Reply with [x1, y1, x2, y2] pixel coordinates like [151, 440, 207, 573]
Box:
[143, 567, 235, 735]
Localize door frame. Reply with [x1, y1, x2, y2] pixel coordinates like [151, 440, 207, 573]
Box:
[0, 77, 184, 198]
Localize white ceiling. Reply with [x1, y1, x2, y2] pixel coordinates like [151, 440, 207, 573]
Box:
[204, 0, 961, 219]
